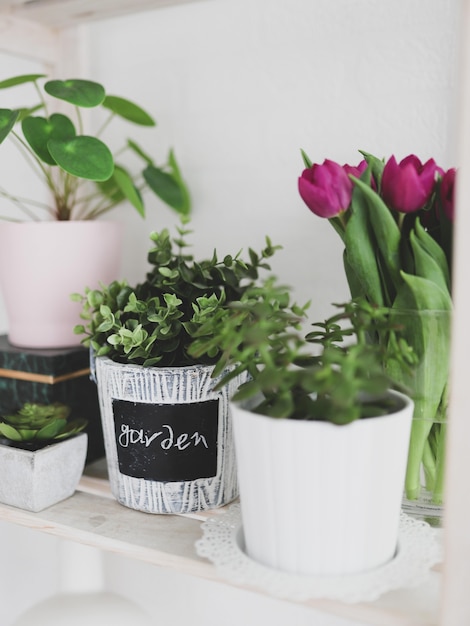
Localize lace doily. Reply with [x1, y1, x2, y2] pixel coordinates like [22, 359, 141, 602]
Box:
[195, 503, 442, 603]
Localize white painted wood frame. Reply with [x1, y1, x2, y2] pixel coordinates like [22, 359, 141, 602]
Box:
[0, 1, 470, 624]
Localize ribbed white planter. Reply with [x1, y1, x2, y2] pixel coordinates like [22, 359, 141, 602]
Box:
[231, 390, 414, 576]
[94, 357, 248, 514]
[0, 433, 87, 512]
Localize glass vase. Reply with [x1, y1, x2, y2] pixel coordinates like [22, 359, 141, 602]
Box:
[384, 309, 451, 527]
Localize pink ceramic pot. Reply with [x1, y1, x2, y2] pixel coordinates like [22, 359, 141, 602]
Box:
[0, 221, 123, 349]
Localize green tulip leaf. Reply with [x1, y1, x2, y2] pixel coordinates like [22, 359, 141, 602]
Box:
[398, 271, 452, 312]
[388, 275, 451, 456]
[410, 230, 450, 295]
[48, 136, 114, 181]
[300, 149, 312, 168]
[0, 109, 19, 144]
[414, 219, 451, 289]
[0, 74, 45, 89]
[113, 165, 145, 216]
[44, 79, 105, 108]
[22, 113, 76, 165]
[143, 164, 190, 215]
[359, 150, 385, 185]
[344, 185, 384, 306]
[352, 176, 401, 291]
[343, 250, 365, 299]
[102, 95, 155, 126]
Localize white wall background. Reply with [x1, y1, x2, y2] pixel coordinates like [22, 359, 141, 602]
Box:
[0, 0, 460, 624]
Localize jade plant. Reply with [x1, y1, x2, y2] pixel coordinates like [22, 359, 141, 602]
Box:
[73, 225, 281, 367]
[0, 74, 190, 221]
[189, 280, 416, 424]
[0, 402, 87, 448]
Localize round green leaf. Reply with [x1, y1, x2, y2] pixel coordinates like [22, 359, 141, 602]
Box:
[143, 165, 190, 215]
[44, 79, 106, 108]
[22, 113, 76, 165]
[0, 109, 19, 144]
[0, 74, 45, 89]
[102, 95, 155, 126]
[48, 136, 114, 181]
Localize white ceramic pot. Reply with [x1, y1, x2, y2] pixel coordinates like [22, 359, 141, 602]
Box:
[0, 433, 87, 512]
[0, 221, 123, 349]
[94, 357, 248, 514]
[231, 390, 414, 576]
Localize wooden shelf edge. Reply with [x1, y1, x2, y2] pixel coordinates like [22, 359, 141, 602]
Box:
[0, 13, 60, 65]
[3, 0, 204, 29]
[0, 483, 440, 626]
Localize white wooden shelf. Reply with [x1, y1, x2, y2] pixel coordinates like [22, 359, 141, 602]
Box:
[0, 460, 442, 626]
[0, 1, 468, 623]
[0, 0, 202, 28]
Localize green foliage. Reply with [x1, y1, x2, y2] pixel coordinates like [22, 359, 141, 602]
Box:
[0, 74, 191, 221]
[189, 282, 416, 424]
[73, 226, 281, 367]
[0, 402, 87, 444]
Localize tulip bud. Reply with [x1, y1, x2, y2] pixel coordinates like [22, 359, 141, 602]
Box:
[439, 167, 456, 221]
[381, 154, 439, 213]
[343, 160, 368, 180]
[298, 159, 354, 218]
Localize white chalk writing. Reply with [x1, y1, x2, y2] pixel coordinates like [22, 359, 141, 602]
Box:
[118, 423, 209, 450]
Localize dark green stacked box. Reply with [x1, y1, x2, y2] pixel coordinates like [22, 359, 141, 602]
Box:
[0, 336, 104, 463]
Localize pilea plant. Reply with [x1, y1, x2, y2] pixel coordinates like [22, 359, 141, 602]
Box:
[189, 281, 417, 424]
[73, 225, 281, 367]
[0, 402, 87, 448]
[0, 74, 190, 220]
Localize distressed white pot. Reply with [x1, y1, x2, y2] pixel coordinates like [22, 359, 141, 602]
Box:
[0, 221, 123, 349]
[232, 390, 414, 576]
[94, 357, 247, 514]
[0, 433, 87, 512]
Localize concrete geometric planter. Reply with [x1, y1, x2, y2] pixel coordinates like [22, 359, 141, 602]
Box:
[0, 433, 87, 512]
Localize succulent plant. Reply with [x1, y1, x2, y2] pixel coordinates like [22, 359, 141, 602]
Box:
[0, 402, 87, 445]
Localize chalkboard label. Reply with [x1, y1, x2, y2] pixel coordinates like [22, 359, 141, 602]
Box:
[112, 398, 219, 482]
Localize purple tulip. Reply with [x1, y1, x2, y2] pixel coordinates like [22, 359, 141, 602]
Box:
[298, 159, 355, 218]
[343, 159, 368, 180]
[440, 167, 456, 221]
[381, 154, 439, 213]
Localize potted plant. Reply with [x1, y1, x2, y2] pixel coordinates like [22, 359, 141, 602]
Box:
[0, 401, 88, 512]
[0, 74, 191, 348]
[73, 224, 280, 515]
[189, 283, 415, 576]
[297, 150, 453, 521]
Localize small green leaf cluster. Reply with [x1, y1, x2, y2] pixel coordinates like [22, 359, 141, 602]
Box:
[0, 402, 88, 445]
[189, 282, 416, 424]
[0, 74, 190, 220]
[73, 226, 281, 367]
